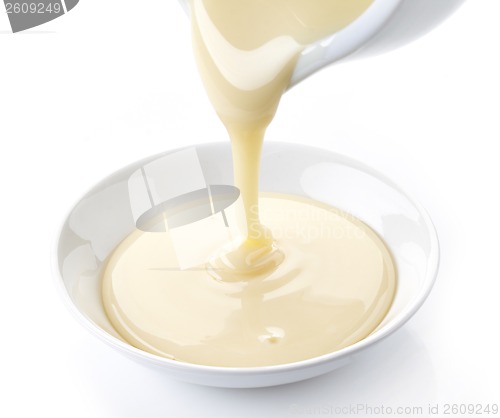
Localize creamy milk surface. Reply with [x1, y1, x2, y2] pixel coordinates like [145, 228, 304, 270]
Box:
[102, 0, 397, 367]
[102, 195, 396, 367]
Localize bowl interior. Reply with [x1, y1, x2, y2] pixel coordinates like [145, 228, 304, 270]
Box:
[56, 142, 438, 375]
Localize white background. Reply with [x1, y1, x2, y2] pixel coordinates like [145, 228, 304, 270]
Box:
[1, 0, 499, 417]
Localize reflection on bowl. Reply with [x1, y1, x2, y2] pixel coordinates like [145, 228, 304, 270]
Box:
[55, 142, 439, 388]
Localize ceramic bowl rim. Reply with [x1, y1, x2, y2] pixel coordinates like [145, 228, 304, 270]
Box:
[52, 141, 439, 376]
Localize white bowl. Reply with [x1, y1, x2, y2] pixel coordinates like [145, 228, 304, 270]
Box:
[55, 142, 439, 388]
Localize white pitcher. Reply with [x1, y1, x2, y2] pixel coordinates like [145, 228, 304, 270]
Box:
[178, 0, 466, 88]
